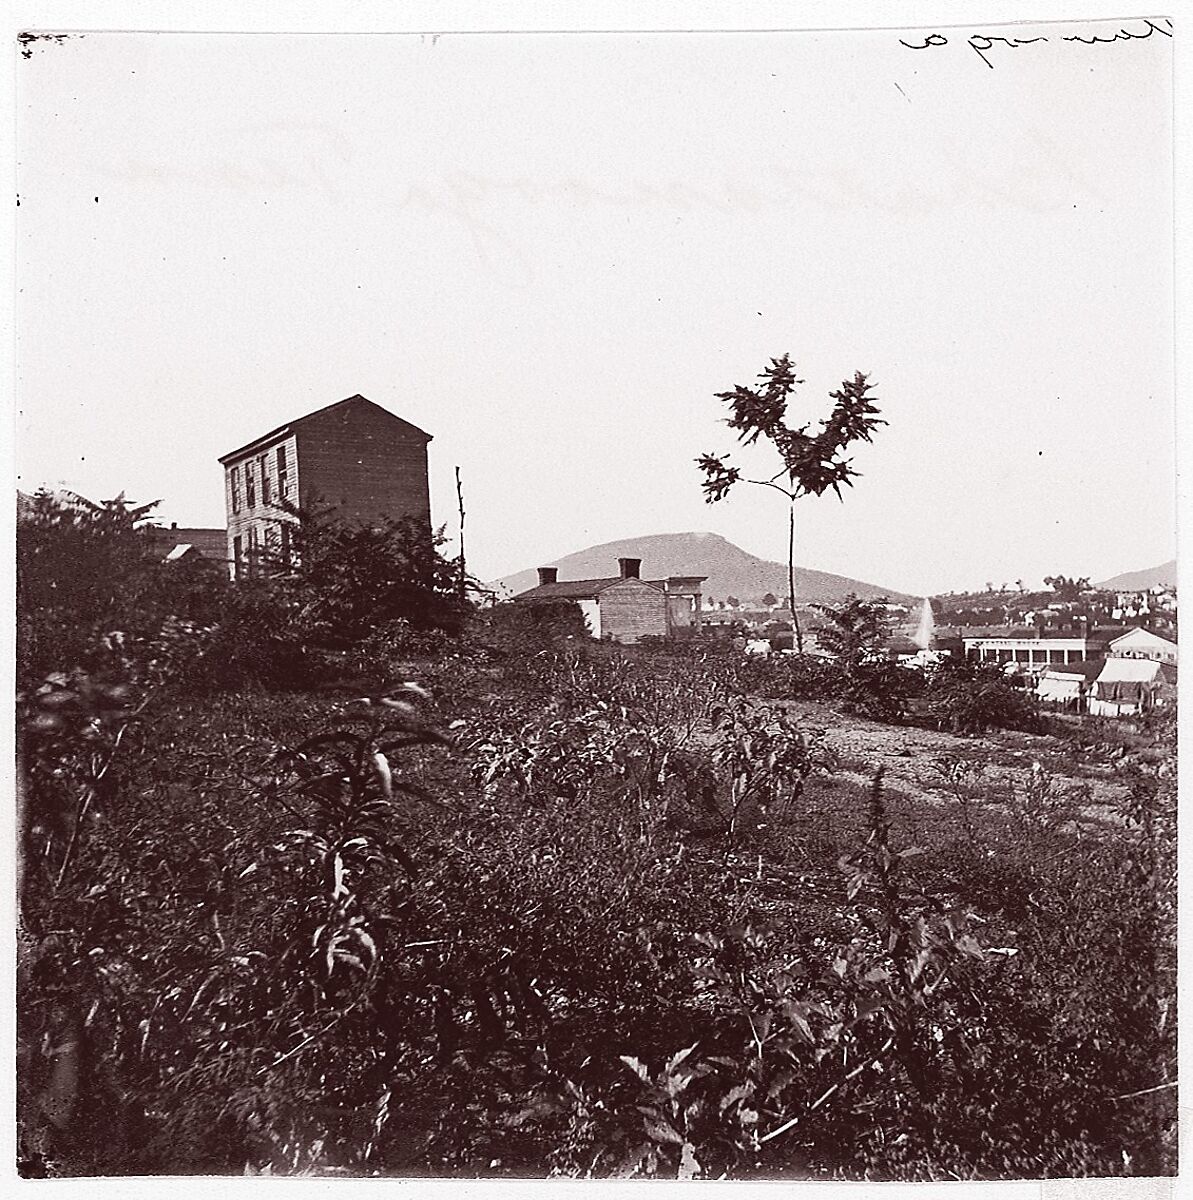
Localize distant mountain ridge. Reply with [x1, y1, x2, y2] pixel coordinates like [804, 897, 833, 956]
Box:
[491, 532, 916, 606]
[1096, 560, 1177, 590]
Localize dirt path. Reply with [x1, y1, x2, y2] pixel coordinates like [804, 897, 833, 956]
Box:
[777, 700, 1131, 816]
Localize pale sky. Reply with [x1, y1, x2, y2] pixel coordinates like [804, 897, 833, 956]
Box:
[14, 9, 1175, 596]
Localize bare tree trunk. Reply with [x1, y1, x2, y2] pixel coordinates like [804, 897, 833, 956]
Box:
[454, 466, 466, 604]
[788, 502, 804, 653]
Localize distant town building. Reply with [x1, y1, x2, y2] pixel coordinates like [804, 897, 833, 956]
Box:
[1105, 626, 1177, 665]
[964, 632, 1098, 668]
[513, 557, 705, 644]
[218, 394, 432, 578]
[962, 624, 1130, 669]
[18, 491, 229, 567]
[147, 524, 227, 565]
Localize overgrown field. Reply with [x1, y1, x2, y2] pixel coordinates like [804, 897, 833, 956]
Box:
[18, 635, 1176, 1180]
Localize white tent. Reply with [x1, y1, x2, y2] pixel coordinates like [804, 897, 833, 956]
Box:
[1088, 657, 1170, 717]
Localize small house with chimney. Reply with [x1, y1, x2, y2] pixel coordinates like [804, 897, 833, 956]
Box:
[513, 557, 706, 644]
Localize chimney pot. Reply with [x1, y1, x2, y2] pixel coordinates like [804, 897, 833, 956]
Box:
[537, 566, 558, 586]
[618, 557, 641, 579]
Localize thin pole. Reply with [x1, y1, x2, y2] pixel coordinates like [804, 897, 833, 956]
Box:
[788, 501, 803, 654]
[454, 465, 466, 603]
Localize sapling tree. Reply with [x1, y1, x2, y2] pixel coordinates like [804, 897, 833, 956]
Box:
[697, 356, 885, 652]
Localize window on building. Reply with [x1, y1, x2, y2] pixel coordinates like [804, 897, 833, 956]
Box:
[260, 454, 270, 505]
[247, 525, 259, 576]
[246, 463, 256, 507]
[230, 466, 241, 514]
[233, 534, 243, 579]
[279, 520, 291, 567]
[277, 445, 288, 499]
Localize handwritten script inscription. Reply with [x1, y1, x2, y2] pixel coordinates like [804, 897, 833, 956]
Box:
[899, 17, 1172, 68]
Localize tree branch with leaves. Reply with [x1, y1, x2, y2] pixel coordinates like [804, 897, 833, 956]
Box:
[697, 356, 885, 652]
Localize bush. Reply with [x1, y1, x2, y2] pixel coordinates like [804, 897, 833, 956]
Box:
[737, 652, 840, 700]
[16, 491, 230, 687]
[17, 498, 481, 694]
[921, 658, 1042, 735]
[184, 578, 320, 690]
[737, 651, 915, 723]
[835, 659, 917, 722]
[281, 509, 473, 644]
[471, 599, 591, 659]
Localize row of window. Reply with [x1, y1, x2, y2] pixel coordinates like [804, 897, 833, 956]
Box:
[975, 648, 1085, 664]
[232, 520, 293, 578]
[230, 444, 290, 514]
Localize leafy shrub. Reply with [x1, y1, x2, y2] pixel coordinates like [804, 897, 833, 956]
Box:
[921, 658, 1042, 735]
[176, 579, 318, 690]
[471, 599, 591, 660]
[835, 659, 917, 722]
[708, 696, 817, 847]
[737, 651, 914, 722]
[16, 491, 230, 688]
[737, 652, 840, 701]
[281, 509, 472, 643]
[516, 774, 991, 1180]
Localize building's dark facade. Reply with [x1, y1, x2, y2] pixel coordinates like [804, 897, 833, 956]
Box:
[218, 394, 432, 577]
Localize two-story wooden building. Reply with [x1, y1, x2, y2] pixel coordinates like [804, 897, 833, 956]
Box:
[218, 394, 432, 577]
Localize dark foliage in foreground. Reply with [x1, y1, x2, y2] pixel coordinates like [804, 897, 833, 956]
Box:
[17, 642, 1175, 1178]
[15, 496, 1176, 1177]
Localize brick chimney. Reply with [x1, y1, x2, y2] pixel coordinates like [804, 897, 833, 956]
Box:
[537, 566, 558, 586]
[618, 557, 641, 579]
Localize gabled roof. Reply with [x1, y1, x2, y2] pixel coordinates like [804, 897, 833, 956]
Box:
[515, 575, 666, 601]
[1095, 657, 1166, 684]
[148, 526, 227, 560]
[960, 627, 1043, 641]
[1038, 660, 1104, 681]
[218, 395, 432, 464]
[1108, 626, 1177, 648]
[516, 577, 620, 600]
